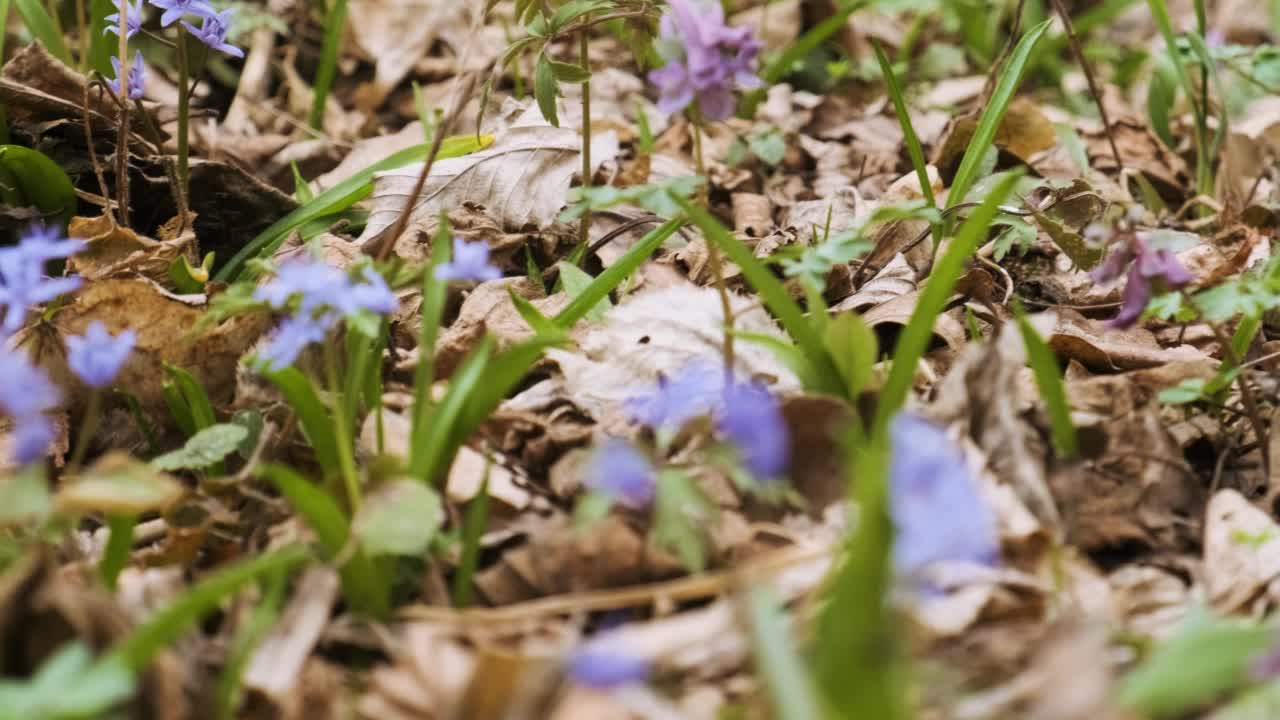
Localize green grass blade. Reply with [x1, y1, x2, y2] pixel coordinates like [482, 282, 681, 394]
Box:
[263, 367, 341, 474]
[107, 544, 309, 672]
[411, 219, 452, 458]
[164, 365, 216, 430]
[673, 196, 845, 395]
[13, 0, 72, 65]
[875, 171, 1022, 433]
[872, 41, 936, 212]
[741, 0, 866, 115]
[409, 337, 494, 484]
[553, 217, 681, 328]
[309, 0, 348, 130]
[451, 471, 489, 608]
[946, 19, 1051, 208]
[86, 0, 116, 75]
[99, 514, 136, 590]
[746, 585, 825, 720]
[214, 135, 490, 283]
[1013, 302, 1079, 459]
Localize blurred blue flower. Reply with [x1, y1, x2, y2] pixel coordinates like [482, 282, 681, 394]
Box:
[255, 258, 349, 315]
[109, 51, 147, 101]
[257, 313, 335, 372]
[717, 381, 788, 479]
[648, 0, 761, 121]
[625, 362, 722, 431]
[0, 225, 84, 336]
[149, 0, 214, 27]
[889, 413, 999, 578]
[345, 266, 399, 316]
[104, 0, 144, 37]
[435, 238, 501, 282]
[567, 642, 650, 690]
[0, 349, 60, 465]
[587, 439, 656, 508]
[66, 321, 136, 389]
[1090, 234, 1193, 329]
[182, 9, 243, 58]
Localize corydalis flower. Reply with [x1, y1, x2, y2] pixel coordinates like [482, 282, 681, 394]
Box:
[717, 381, 788, 479]
[0, 348, 61, 465]
[435, 238, 501, 282]
[182, 8, 243, 58]
[0, 224, 84, 336]
[567, 640, 650, 690]
[66, 321, 137, 389]
[109, 51, 147, 101]
[586, 440, 655, 508]
[648, 0, 761, 121]
[889, 413, 999, 580]
[1090, 234, 1193, 328]
[149, 0, 214, 27]
[104, 0, 144, 37]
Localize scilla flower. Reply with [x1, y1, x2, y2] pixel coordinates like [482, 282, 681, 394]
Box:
[182, 9, 243, 58]
[0, 348, 61, 465]
[717, 381, 788, 480]
[0, 224, 84, 337]
[624, 362, 721, 432]
[586, 440, 656, 509]
[568, 639, 650, 690]
[66, 321, 137, 389]
[104, 0, 144, 37]
[889, 413, 999, 580]
[1090, 234, 1193, 328]
[149, 0, 214, 27]
[648, 0, 762, 121]
[109, 51, 147, 101]
[435, 238, 501, 283]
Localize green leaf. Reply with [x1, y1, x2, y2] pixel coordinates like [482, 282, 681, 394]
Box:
[735, 330, 823, 391]
[535, 53, 561, 127]
[508, 289, 562, 338]
[164, 365, 217, 430]
[214, 135, 491, 283]
[560, 177, 703, 221]
[309, 0, 349, 130]
[0, 642, 134, 719]
[549, 59, 591, 84]
[231, 409, 264, 459]
[557, 261, 612, 322]
[554, 217, 682, 328]
[875, 171, 1022, 432]
[652, 469, 714, 572]
[549, 0, 609, 33]
[1013, 303, 1079, 459]
[0, 145, 78, 227]
[151, 424, 249, 471]
[872, 42, 936, 212]
[946, 20, 1052, 210]
[262, 367, 341, 475]
[353, 480, 444, 556]
[1120, 608, 1274, 718]
[1147, 54, 1179, 147]
[451, 472, 489, 608]
[1207, 679, 1280, 720]
[13, 0, 71, 65]
[746, 585, 825, 720]
[747, 127, 787, 166]
[168, 252, 214, 294]
[409, 337, 494, 483]
[824, 312, 878, 399]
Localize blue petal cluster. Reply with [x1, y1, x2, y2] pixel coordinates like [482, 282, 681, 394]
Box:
[104, 0, 144, 37]
[0, 349, 61, 465]
[66, 321, 137, 389]
[888, 413, 999, 578]
[586, 440, 656, 509]
[109, 50, 147, 101]
[435, 238, 501, 283]
[0, 224, 84, 337]
[648, 0, 762, 121]
[150, 0, 214, 27]
[182, 9, 244, 58]
[567, 641, 650, 690]
[254, 257, 399, 371]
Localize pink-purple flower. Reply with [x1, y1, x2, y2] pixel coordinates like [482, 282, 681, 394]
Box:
[66, 321, 137, 389]
[1090, 234, 1193, 328]
[648, 0, 762, 121]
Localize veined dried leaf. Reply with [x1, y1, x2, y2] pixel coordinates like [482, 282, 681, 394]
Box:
[56, 452, 184, 515]
[358, 104, 581, 241]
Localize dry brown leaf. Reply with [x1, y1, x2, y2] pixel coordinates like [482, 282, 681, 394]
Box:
[243, 567, 340, 712]
[66, 214, 193, 286]
[1203, 489, 1280, 614]
[1047, 310, 1210, 371]
[347, 0, 472, 111]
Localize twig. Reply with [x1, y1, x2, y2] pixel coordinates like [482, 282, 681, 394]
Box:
[1047, 0, 1123, 172]
[575, 26, 593, 266]
[82, 83, 116, 223]
[114, 0, 132, 227]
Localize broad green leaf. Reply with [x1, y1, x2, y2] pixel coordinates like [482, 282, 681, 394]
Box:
[824, 312, 878, 399]
[168, 252, 214, 294]
[0, 145, 78, 226]
[549, 59, 591, 83]
[151, 424, 249, 471]
[549, 0, 609, 33]
[535, 53, 561, 127]
[353, 480, 444, 556]
[557, 261, 611, 321]
[560, 177, 703, 222]
[554, 217, 683, 328]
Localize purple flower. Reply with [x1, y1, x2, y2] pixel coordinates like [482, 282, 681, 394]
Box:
[66, 321, 136, 389]
[625, 362, 722, 431]
[257, 313, 335, 372]
[0, 225, 84, 336]
[109, 51, 147, 101]
[648, 0, 762, 121]
[587, 440, 656, 508]
[182, 9, 243, 58]
[717, 381, 788, 479]
[1090, 235, 1193, 328]
[889, 413, 999, 579]
[0, 348, 61, 465]
[255, 258, 350, 315]
[149, 0, 214, 27]
[345, 267, 399, 316]
[567, 642, 650, 690]
[435, 238, 501, 282]
[104, 0, 144, 37]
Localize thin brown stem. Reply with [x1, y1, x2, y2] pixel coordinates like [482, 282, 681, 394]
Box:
[691, 115, 735, 375]
[1048, 0, 1123, 172]
[83, 84, 116, 223]
[114, 0, 131, 227]
[576, 26, 593, 266]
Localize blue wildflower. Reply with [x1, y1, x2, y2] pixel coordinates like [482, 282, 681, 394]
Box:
[66, 321, 137, 389]
[0, 225, 84, 336]
[567, 642, 650, 690]
[345, 266, 399, 316]
[648, 0, 762, 121]
[587, 440, 656, 508]
[625, 362, 722, 431]
[104, 0, 144, 37]
[181, 9, 243, 58]
[109, 51, 147, 101]
[257, 313, 335, 372]
[717, 381, 788, 480]
[255, 258, 350, 315]
[435, 238, 501, 282]
[889, 413, 999, 579]
[149, 0, 214, 27]
[0, 349, 61, 465]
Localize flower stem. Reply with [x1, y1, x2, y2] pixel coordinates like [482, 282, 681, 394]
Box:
[176, 26, 192, 230]
[68, 390, 101, 473]
[114, 0, 131, 227]
[690, 113, 736, 376]
[575, 26, 593, 267]
[324, 339, 362, 512]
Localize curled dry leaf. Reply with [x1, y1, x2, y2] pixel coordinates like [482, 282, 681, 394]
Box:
[66, 214, 193, 286]
[1047, 310, 1210, 371]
